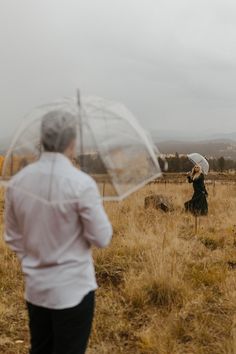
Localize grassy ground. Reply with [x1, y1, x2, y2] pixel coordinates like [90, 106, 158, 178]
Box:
[0, 181, 236, 354]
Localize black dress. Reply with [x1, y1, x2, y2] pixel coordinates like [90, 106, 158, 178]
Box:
[184, 173, 208, 216]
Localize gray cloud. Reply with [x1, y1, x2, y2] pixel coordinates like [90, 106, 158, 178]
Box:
[0, 0, 236, 140]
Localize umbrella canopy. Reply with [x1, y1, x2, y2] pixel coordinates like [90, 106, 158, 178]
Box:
[187, 153, 209, 175]
[2, 95, 162, 201]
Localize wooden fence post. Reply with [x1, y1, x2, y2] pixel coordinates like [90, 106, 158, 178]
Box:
[102, 182, 106, 204]
[213, 180, 216, 197]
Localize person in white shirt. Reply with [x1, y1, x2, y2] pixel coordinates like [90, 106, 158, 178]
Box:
[4, 110, 113, 354]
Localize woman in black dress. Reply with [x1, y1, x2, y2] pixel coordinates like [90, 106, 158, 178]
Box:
[184, 164, 208, 216]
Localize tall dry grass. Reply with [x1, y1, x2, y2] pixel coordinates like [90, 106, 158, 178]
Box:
[0, 181, 236, 354]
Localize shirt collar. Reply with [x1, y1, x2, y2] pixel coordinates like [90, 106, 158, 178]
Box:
[39, 152, 73, 167]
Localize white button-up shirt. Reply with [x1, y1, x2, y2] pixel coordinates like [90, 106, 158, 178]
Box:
[4, 153, 112, 309]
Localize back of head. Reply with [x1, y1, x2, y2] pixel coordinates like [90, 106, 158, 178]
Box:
[41, 110, 77, 153]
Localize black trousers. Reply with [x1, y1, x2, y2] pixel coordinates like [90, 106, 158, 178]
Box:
[27, 291, 95, 354]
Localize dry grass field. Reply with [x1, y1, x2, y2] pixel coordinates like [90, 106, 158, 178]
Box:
[0, 181, 236, 354]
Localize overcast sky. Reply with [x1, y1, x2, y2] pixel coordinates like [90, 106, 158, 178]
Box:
[1, 0, 236, 140]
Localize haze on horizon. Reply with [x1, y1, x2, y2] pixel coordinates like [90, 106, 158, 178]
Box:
[0, 0, 236, 141]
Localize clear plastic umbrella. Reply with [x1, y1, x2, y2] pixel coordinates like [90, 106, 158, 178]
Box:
[187, 153, 209, 175]
[2, 94, 162, 201]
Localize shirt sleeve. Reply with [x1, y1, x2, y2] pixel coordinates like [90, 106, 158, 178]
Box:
[4, 187, 24, 261]
[78, 179, 113, 248]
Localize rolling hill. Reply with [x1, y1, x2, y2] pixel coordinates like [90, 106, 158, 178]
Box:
[156, 139, 236, 160]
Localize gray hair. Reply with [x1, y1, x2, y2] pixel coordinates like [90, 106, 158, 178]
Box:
[41, 110, 77, 153]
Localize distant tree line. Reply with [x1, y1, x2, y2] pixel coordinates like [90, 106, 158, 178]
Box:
[158, 153, 236, 173]
[76, 153, 236, 174]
